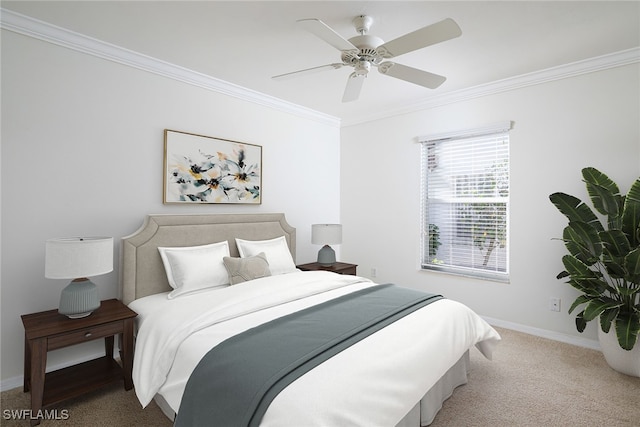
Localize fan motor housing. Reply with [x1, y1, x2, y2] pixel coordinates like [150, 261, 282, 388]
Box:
[343, 34, 384, 68]
[348, 34, 384, 50]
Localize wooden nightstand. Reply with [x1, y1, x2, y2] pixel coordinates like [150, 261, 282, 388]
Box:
[21, 299, 137, 426]
[297, 261, 358, 275]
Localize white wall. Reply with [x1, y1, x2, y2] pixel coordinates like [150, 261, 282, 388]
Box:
[341, 64, 640, 345]
[3, 12, 638, 391]
[0, 30, 341, 385]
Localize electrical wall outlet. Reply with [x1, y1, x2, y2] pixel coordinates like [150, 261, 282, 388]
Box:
[371, 267, 377, 278]
[549, 297, 561, 312]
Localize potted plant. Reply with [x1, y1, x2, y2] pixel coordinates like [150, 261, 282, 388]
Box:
[549, 167, 640, 377]
[428, 223, 442, 261]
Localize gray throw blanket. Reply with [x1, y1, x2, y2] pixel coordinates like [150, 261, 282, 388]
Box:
[174, 284, 443, 427]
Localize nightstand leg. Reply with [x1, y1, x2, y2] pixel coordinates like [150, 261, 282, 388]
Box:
[29, 338, 47, 426]
[105, 335, 114, 359]
[23, 334, 31, 392]
[121, 318, 134, 390]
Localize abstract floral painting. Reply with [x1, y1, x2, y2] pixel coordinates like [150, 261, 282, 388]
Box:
[164, 130, 261, 204]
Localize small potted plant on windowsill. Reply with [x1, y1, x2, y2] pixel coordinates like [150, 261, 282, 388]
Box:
[549, 167, 640, 377]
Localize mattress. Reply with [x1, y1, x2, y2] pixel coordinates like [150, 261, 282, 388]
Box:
[129, 271, 500, 426]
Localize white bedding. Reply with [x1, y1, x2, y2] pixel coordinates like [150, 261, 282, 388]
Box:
[130, 271, 500, 426]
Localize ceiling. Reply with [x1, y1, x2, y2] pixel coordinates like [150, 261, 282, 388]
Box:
[3, 1, 639, 123]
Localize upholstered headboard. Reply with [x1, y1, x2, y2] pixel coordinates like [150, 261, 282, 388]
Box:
[120, 213, 296, 305]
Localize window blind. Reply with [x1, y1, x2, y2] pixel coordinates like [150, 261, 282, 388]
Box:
[420, 126, 510, 282]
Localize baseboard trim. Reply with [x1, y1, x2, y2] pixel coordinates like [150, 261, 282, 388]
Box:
[483, 316, 601, 351]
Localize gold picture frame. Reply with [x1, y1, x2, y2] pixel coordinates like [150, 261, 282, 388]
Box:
[163, 130, 262, 204]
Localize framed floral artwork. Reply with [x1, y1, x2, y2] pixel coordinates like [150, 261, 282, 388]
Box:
[163, 130, 261, 204]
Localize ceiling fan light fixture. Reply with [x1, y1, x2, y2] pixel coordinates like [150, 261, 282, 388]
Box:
[354, 60, 371, 76]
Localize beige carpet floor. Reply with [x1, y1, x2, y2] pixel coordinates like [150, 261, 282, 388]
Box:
[1, 327, 639, 426]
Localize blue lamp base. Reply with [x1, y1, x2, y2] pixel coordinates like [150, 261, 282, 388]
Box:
[59, 278, 100, 319]
[317, 245, 336, 266]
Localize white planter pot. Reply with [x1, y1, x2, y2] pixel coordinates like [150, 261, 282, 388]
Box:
[597, 324, 640, 377]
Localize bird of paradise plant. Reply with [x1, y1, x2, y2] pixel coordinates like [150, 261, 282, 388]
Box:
[549, 167, 640, 350]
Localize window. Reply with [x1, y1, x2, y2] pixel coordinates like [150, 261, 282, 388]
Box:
[420, 122, 510, 282]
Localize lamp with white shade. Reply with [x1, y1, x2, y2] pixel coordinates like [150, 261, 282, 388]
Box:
[311, 224, 342, 266]
[45, 237, 113, 318]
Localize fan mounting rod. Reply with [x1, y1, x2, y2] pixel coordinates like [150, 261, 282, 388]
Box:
[349, 15, 383, 51]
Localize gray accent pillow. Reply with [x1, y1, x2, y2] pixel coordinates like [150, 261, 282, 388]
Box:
[223, 252, 271, 285]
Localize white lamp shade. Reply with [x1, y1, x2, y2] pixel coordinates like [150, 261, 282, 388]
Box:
[311, 224, 342, 245]
[45, 237, 113, 279]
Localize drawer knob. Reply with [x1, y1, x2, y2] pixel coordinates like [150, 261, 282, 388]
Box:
[84, 332, 92, 338]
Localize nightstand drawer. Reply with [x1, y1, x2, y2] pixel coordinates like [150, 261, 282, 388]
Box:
[47, 321, 122, 351]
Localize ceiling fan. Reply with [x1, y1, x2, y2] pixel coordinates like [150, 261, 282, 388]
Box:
[272, 15, 462, 102]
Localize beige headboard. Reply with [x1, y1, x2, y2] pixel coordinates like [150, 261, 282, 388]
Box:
[120, 213, 296, 304]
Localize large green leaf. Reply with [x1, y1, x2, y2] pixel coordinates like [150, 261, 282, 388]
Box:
[614, 311, 640, 350]
[568, 294, 591, 314]
[561, 254, 611, 295]
[582, 167, 620, 193]
[599, 307, 620, 333]
[567, 276, 610, 296]
[599, 229, 631, 257]
[562, 236, 590, 264]
[575, 311, 587, 333]
[582, 167, 620, 218]
[582, 297, 622, 321]
[561, 255, 599, 279]
[602, 254, 627, 279]
[622, 177, 640, 247]
[601, 230, 632, 278]
[624, 248, 640, 284]
[549, 192, 603, 232]
[587, 185, 621, 227]
[562, 221, 601, 263]
[566, 279, 597, 296]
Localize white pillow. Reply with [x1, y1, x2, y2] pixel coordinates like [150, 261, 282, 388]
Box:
[158, 241, 230, 299]
[235, 236, 297, 275]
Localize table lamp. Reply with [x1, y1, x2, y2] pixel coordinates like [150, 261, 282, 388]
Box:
[45, 237, 113, 318]
[311, 224, 342, 266]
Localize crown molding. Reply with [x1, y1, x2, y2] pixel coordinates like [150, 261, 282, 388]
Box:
[0, 8, 341, 128]
[3, 8, 638, 129]
[342, 47, 640, 126]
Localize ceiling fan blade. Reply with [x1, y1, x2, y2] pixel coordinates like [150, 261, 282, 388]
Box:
[342, 73, 365, 102]
[378, 62, 446, 89]
[272, 63, 344, 80]
[377, 18, 462, 59]
[297, 18, 358, 52]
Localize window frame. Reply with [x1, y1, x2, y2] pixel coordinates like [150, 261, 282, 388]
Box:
[419, 122, 511, 282]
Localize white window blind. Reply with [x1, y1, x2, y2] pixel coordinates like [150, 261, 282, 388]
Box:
[420, 123, 510, 282]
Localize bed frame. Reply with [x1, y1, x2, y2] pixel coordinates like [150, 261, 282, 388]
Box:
[119, 212, 470, 426]
[120, 213, 296, 305]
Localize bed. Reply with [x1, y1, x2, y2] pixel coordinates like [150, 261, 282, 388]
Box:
[120, 213, 500, 426]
